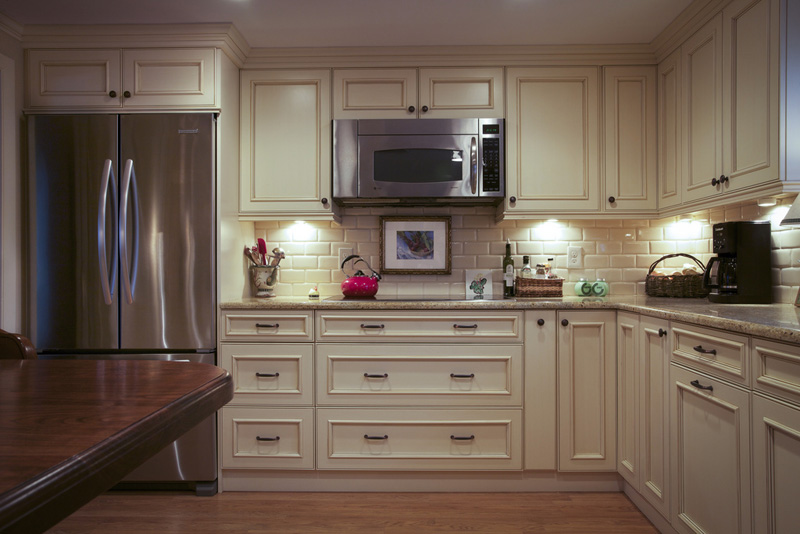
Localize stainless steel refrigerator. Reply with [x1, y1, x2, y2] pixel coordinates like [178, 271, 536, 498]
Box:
[27, 113, 218, 495]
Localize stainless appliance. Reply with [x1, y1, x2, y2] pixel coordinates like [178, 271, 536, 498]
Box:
[702, 221, 772, 304]
[27, 114, 218, 495]
[333, 118, 504, 205]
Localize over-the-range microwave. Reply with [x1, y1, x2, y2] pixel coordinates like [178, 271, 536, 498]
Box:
[332, 118, 504, 206]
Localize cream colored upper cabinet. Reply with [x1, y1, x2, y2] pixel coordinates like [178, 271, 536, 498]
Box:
[239, 69, 335, 220]
[658, 49, 683, 209]
[332, 67, 503, 119]
[603, 66, 657, 212]
[505, 67, 600, 215]
[557, 310, 616, 472]
[27, 48, 217, 109]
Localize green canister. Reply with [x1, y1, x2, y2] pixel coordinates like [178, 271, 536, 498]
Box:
[591, 278, 609, 296]
[574, 278, 592, 296]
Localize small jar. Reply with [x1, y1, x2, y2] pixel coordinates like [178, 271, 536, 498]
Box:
[574, 278, 592, 296]
[591, 279, 609, 297]
[535, 264, 547, 279]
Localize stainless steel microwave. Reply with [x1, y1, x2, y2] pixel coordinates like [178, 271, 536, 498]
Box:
[333, 118, 504, 205]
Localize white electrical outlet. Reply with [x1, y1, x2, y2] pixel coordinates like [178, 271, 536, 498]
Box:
[567, 246, 583, 269]
[338, 247, 354, 267]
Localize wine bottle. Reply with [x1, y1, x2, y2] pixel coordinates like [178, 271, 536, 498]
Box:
[503, 239, 515, 298]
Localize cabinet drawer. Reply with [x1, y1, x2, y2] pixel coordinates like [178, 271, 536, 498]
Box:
[220, 311, 313, 342]
[752, 338, 800, 406]
[671, 322, 749, 386]
[221, 407, 314, 469]
[220, 343, 313, 405]
[316, 311, 523, 343]
[317, 408, 522, 470]
[316, 344, 522, 406]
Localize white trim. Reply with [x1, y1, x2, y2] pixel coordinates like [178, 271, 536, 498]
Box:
[0, 52, 21, 331]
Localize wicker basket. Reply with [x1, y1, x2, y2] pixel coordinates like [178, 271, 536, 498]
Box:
[645, 253, 709, 298]
[515, 277, 563, 298]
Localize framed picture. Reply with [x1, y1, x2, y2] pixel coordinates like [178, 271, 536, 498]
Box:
[380, 216, 451, 275]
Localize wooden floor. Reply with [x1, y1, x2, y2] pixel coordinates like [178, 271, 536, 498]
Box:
[46, 491, 658, 533]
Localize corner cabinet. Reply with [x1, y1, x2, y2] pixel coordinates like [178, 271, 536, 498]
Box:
[332, 67, 504, 119]
[239, 69, 337, 221]
[26, 48, 217, 109]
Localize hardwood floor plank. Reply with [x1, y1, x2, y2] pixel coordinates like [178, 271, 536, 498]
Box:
[45, 492, 658, 533]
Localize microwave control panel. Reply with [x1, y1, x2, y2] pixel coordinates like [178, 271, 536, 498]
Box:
[482, 137, 501, 192]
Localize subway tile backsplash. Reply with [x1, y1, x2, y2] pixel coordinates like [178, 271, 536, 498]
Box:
[253, 198, 797, 303]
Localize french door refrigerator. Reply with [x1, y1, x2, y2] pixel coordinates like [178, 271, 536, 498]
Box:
[27, 113, 218, 495]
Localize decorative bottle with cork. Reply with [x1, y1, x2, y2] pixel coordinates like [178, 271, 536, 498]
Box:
[503, 239, 515, 298]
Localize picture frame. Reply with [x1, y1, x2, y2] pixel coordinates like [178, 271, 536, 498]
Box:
[380, 216, 451, 275]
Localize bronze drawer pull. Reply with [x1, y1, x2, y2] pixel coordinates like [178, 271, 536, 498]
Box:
[453, 324, 478, 329]
[690, 379, 714, 392]
[256, 323, 279, 328]
[364, 434, 389, 440]
[450, 373, 475, 379]
[256, 372, 279, 378]
[364, 373, 389, 379]
[360, 324, 385, 329]
[256, 436, 280, 442]
[693, 345, 717, 355]
[658, 328, 667, 337]
[450, 435, 475, 441]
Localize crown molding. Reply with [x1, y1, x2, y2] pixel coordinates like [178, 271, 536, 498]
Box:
[0, 12, 23, 41]
[650, 0, 731, 61]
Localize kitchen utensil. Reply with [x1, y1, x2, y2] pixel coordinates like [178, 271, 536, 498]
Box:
[257, 238, 268, 265]
[269, 247, 285, 267]
[243, 245, 259, 266]
[340, 254, 381, 298]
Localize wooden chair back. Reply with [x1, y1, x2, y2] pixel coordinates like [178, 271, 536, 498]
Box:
[0, 329, 38, 360]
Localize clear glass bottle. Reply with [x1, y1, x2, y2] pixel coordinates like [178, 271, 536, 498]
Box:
[503, 239, 515, 298]
[520, 255, 533, 278]
[547, 257, 556, 278]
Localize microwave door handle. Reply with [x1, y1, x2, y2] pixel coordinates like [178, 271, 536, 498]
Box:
[470, 137, 478, 195]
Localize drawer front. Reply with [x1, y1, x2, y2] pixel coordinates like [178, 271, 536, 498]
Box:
[316, 344, 522, 406]
[671, 322, 749, 386]
[317, 408, 522, 470]
[220, 311, 313, 342]
[316, 311, 523, 343]
[752, 338, 800, 406]
[220, 343, 313, 405]
[221, 407, 314, 469]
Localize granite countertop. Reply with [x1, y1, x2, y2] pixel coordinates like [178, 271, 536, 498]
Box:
[221, 295, 800, 345]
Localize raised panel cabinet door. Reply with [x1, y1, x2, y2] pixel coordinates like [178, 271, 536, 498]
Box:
[27, 49, 122, 109]
[722, 0, 780, 192]
[122, 48, 216, 108]
[639, 315, 670, 519]
[557, 310, 616, 471]
[332, 68, 418, 119]
[617, 312, 640, 486]
[240, 69, 334, 219]
[752, 393, 800, 534]
[681, 14, 724, 203]
[658, 49, 683, 210]
[418, 67, 504, 119]
[670, 364, 751, 534]
[524, 310, 557, 470]
[505, 67, 600, 215]
[603, 66, 657, 212]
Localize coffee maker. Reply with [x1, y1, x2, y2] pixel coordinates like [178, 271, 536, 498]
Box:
[703, 221, 772, 303]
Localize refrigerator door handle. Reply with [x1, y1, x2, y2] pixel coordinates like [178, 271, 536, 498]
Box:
[120, 158, 141, 304]
[97, 159, 119, 305]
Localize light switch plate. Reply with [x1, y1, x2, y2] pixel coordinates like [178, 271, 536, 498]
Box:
[567, 246, 583, 269]
[339, 247, 354, 267]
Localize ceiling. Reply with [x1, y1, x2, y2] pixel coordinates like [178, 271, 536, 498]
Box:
[0, 0, 695, 49]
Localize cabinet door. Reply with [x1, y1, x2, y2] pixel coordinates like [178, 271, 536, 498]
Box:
[603, 66, 657, 212]
[639, 316, 670, 519]
[658, 49, 683, 209]
[122, 48, 216, 108]
[524, 310, 557, 470]
[752, 393, 800, 534]
[418, 67, 504, 119]
[332, 68, 418, 119]
[681, 14, 724, 203]
[240, 69, 334, 219]
[617, 312, 640, 485]
[670, 364, 751, 534]
[722, 0, 780, 192]
[27, 49, 122, 109]
[506, 67, 600, 214]
[557, 310, 616, 471]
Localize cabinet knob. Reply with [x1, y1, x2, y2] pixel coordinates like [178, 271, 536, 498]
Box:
[123, 90, 131, 98]
[561, 319, 569, 327]
[108, 90, 117, 98]
[509, 196, 517, 203]
[421, 105, 429, 113]
[711, 175, 730, 186]
[537, 318, 545, 326]
[608, 196, 616, 204]
[321, 197, 328, 205]
[408, 105, 415, 113]
[658, 328, 667, 337]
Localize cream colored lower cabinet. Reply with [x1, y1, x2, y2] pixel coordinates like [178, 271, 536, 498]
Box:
[557, 310, 617, 471]
[524, 310, 557, 470]
[752, 393, 800, 533]
[670, 363, 751, 534]
[221, 407, 315, 469]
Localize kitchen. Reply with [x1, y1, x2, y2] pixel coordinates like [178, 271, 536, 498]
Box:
[0, 0, 799, 533]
